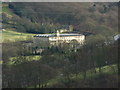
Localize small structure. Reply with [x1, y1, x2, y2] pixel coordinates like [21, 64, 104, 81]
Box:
[114, 34, 120, 41]
[58, 25, 73, 33]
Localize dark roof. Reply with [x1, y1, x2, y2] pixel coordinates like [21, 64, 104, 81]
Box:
[34, 33, 84, 38]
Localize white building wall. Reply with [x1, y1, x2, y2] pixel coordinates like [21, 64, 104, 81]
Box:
[33, 34, 85, 47]
[48, 35, 85, 44]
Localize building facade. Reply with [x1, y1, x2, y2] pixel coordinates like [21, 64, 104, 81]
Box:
[33, 31, 85, 48]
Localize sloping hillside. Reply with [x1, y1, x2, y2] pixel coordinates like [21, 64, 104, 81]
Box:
[2, 2, 118, 37]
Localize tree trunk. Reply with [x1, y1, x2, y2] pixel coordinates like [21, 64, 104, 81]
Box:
[75, 73, 78, 79]
[35, 49, 37, 55]
[38, 82, 41, 88]
[94, 68, 96, 74]
[44, 83, 47, 88]
[66, 75, 71, 88]
[99, 67, 102, 75]
[41, 84, 44, 88]
[83, 71, 86, 80]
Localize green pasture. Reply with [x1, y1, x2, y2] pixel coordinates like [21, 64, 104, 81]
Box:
[2, 30, 35, 42]
[29, 64, 118, 88]
[53, 64, 117, 87]
[8, 55, 42, 65]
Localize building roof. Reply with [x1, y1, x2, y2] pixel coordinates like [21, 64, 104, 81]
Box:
[34, 33, 84, 38]
[114, 34, 120, 41]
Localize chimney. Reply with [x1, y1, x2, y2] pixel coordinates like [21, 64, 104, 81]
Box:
[56, 30, 60, 37]
[69, 25, 73, 32]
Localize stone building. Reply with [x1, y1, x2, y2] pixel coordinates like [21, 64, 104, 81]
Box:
[33, 31, 85, 48]
[57, 25, 73, 33]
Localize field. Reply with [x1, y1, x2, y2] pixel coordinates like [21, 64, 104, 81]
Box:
[29, 64, 118, 88]
[2, 30, 35, 42]
[9, 55, 42, 65]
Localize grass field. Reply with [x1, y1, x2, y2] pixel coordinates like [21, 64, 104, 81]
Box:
[2, 4, 35, 43]
[2, 30, 35, 42]
[8, 55, 42, 65]
[29, 64, 118, 88]
[1, 55, 42, 65]
[47, 64, 118, 88]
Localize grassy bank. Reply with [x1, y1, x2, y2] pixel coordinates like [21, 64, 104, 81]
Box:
[2, 30, 35, 42]
[8, 55, 42, 65]
[29, 64, 118, 88]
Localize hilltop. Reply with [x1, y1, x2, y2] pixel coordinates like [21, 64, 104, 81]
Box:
[2, 2, 118, 39]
